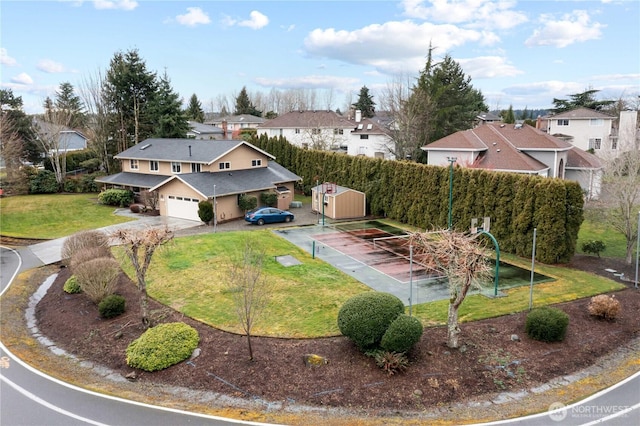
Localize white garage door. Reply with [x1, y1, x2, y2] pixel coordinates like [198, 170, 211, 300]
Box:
[167, 195, 201, 221]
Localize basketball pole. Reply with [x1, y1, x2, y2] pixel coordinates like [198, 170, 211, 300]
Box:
[529, 228, 537, 310]
[409, 244, 413, 316]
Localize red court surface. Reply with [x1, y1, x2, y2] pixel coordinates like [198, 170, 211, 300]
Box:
[311, 228, 436, 283]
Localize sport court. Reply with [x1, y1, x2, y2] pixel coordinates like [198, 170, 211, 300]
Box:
[275, 220, 553, 306]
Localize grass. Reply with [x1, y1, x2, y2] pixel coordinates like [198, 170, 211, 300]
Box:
[576, 206, 633, 259]
[117, 230, 624, 338]
[0, 194, 134, 239]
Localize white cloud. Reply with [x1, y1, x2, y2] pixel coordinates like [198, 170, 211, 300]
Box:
[37, 59, 65, 73]
[238, 11, 269, 30]
[255, 75, 360, 91]
[281, 24, 296, 32]
[457, 56, 523, 79]
[176, 7, 210, 27]
[304, 20, 489, 75]
[0, 48, 17, 66]
[11, 73, 34, 85]
[401, 0, 528, 30]
[525, 10, 605, 48]
[93, 0, 138, 10]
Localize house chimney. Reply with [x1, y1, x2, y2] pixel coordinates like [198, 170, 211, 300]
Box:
[355, 110, 362, 123]
[536, 115, 541, 129]
[222, 120, 228, 139]
[189, 145, 192, 156]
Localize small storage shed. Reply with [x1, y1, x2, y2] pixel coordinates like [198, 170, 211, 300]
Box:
[311, 183, 366, 220]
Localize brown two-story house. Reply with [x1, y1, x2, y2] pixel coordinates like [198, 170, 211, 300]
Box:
[96, 139, 301, 222]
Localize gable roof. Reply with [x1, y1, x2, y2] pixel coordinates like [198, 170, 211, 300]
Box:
[350, 117, 392, 136]
[422, 123, 578, 173]
[206, 114, 265, 126]
[149, 161, 301, 198]
[187, 121, 224, 135]
[550, 107, 615, 120]
[114, 138, 275, 164]
[258, 110, 353, 129]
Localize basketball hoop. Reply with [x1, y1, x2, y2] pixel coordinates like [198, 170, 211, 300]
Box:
[322, 182, 337, 194]
[471, 217, 491, 234]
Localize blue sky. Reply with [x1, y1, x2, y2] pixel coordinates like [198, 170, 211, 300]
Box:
[2, 0, 639, 115]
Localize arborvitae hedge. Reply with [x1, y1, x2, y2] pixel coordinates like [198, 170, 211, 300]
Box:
[251, 135, 583, 263]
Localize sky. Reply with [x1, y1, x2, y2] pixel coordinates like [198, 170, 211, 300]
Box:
[1, 0, 639, 115]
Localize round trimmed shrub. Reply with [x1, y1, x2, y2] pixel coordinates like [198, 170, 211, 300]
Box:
[98, 294, 126, 319]
[126, 322, 199, 372]
[525, 307, 569, 342]
[63, 275, 82, 294]
[198, 200, 213, 223]
[381, 314, 424, 353]
[337, 292, 405, 350]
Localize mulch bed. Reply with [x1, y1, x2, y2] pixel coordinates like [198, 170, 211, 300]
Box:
[34, 254, 640, 414]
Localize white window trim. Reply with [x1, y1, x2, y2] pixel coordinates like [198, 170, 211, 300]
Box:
[149, 160, 159, 172]
[172, 162, 182, 173]
[251, 159, 262, 167]
[130, 159, 139, 170]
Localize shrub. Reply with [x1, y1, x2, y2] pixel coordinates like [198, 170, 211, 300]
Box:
[198, 200, 213, 223]
[525, 307, 569, 342]
[260, 192, 278, 207]
[238, 194, 257, 212]
[98, 188, 134, 207]
[373, 350, 409, 376]
[74, 257, 120, 304]
[588, 294, 621, 321]
[80, 158, 101, 173]
[29, 170, 58, 194]
[126, 322, 200, 372]
[63, 275, 82, 294]
[70, 245, 113, 270]
[582, 240, 606, 257]
[80, 173, 103, 193]
[380, 314, 423, 353]
[337, 292, 405, 350]
[98, 294, 126, 319]
[62, 230, 109, 265]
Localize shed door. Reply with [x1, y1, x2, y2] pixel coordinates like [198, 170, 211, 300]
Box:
[167, 195, 201, 221]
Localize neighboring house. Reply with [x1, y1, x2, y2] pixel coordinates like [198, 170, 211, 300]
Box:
[421, 122, 602, 199]
[545, 107, 617, 153]
[206, 114, 265, 139]
[257, 110, 395, 159]
[95, 139, 301, 222]
[33, 119, 88, 152]
[475, 112, 502, 125]
[186, 121, 225, 140]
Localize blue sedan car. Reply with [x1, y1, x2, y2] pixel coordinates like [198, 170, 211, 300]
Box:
[244, 207, 295, 225]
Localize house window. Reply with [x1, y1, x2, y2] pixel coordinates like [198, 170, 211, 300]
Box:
[171, 162, 181, 173]
[611, 139, 618, 150]
[557, 119, 569, 126]
[251, 159, 262, 167]
[333, 128, 343, 135]
[219, 162, 230, 170]
[590, 119, 603, 126]
[191, 163, 201, 173]
[360, 134, 369, 139]
[130, 159, 139, 170]
[295, 128, 300, 134]
[149, 160, 159, 172]
[588, 138, 602, 150]
[311, 128, 321, 135]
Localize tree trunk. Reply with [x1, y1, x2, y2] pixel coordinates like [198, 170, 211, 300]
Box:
[447, 303, 461, 348]
[140, 291, 149, 328]
[247, 333, 254, 361]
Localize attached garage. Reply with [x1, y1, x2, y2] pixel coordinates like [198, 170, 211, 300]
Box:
[166, 195, 201, 221]
[311, 183, 366, 220]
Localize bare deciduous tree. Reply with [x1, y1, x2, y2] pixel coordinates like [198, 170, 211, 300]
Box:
[32, 108, 74, 189]
[79, 70, 113, 173]
[111, 227, 173, 327]
[409, 230, 491, 348]
[226, 242, 271, 361]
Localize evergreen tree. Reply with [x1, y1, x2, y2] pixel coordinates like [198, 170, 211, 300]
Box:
[185, 93, 205, 123]
[503, 105, 515, 124]
[54, 82, 86, 128]
[148, 72, 189, 138]
[234, 86, 262, 117]
[550, 88, 614, 114]
[0, 89, 39, 166]
[352, 86, 376, 118]
[103, 49, 158, 152]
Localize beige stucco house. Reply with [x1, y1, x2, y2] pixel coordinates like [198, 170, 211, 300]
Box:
[421, 122, 603, 200]
[95, 138, 301, 222]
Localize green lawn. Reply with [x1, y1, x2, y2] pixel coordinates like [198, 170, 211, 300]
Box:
[118, 230, 624, 338]
[0, 194, 134, 239]
[577, 206, 636, 258]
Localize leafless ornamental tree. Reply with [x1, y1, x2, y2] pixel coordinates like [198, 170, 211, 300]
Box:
[226, 242, 271, 361]
[409, 230, 491, 348]
[33, 108, 74, 189]
[111, 227, 173, 327]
